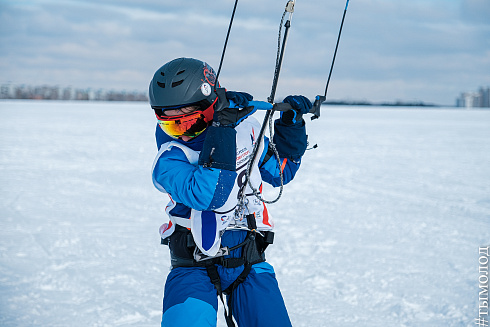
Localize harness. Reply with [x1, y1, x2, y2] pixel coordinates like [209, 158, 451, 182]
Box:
[162, 214, 274, 327]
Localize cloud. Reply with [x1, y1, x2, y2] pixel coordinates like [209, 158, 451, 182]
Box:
[461, 0, 490, 24]
[1, 0, 489, 105]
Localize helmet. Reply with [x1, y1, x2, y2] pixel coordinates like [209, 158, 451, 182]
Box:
[149, 57, 219, 110]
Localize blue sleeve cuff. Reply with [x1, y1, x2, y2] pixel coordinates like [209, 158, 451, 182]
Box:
[259, 156, 301, 187]
[273, 119, 307, 160]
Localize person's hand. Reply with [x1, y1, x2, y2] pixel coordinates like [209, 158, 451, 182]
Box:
[214, 91, 256, 127]
[199, 90, 257, 170]
[281, 95, 312, 125]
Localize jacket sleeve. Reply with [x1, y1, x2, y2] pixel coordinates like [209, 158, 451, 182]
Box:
[258, 118, 307, 187]
[273, 118, 307, 160]
[153, 147, 237, 211]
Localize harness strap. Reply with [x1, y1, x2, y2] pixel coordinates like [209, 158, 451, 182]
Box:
[166, 218, 271, 326]
[205, 265, 235, 327]
[223, 263, 252, 296]
[205, 231, 265, 326]
[225, 263, 252, 326]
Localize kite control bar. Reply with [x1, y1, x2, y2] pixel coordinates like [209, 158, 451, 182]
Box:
[215, 87, 325, 120]
[248, 95, 325, 120]
[226, 95, 325, 120]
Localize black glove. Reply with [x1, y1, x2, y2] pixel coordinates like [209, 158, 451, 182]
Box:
[213, 91, 256, 127]
[198, 91, 256, 170]
[281, 95, 312, 125]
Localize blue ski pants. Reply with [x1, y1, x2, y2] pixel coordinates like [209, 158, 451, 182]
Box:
[160, 262, 292, 327]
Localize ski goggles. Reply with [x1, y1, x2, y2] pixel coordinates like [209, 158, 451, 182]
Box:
[155, 101, 215, 139]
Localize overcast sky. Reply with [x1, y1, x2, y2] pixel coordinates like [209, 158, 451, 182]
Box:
[1, 0, 489, 105]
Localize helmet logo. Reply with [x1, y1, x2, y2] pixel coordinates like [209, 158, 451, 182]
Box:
[201, 83, 212, 96]
[203, 63, 216, 86]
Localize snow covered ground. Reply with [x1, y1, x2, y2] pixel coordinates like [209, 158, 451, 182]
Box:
[1, 100, 489, 327]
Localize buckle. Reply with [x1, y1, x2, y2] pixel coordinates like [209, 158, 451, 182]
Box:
[193, 246, 229, 262]
[219, 257, 245, 268]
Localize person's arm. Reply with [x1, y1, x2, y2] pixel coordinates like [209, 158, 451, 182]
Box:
[258, 95, 311, 187]
[153, 91, 256, 210]
[153, 147, 237, 211]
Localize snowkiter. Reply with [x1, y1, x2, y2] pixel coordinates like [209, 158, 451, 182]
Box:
[150, 57, 311, 327]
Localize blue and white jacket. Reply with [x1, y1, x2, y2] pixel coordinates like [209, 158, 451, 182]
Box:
[152, 115, 307, 256]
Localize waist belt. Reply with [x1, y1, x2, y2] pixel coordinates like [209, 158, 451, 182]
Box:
[168, 225, 273, 269]
[162, 214, 274, 327]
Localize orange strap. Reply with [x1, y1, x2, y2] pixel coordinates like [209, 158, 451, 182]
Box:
[280, 158, 287, 173]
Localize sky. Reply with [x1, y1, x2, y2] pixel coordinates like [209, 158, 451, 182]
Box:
[1, 0, 489, 105]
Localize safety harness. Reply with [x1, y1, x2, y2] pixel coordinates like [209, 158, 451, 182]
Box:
[162, 213, 274, 327]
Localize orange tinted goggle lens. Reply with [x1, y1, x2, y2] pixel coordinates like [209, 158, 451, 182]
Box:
[158, 112, 208, 139]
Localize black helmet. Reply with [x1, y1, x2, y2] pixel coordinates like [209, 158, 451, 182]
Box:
[149, 57, 219, 109]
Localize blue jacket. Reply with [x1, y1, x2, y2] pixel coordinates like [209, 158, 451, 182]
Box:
[152, 116, 307, 256]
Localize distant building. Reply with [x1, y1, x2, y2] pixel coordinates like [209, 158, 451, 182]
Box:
[480, 86, 490, 108]
[456, 86, 490, 108]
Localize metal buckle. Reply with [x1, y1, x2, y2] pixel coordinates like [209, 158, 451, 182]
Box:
[285, 1, 295, 13]
[193, 246, 230, 262]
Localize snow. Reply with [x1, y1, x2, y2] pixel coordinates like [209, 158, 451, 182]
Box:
[1, 100, 489, 326]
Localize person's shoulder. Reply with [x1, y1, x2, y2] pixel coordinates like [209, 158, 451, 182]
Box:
[156, 140, 200, 165]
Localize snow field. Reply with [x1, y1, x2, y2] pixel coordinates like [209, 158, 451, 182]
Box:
[1, 101, 489, 326]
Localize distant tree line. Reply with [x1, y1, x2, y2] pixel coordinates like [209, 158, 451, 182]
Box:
[0, 84, 148, 102]
[323, 100, 438, 107]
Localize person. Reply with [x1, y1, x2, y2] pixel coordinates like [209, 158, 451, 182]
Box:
[149, 57, 312, 327]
